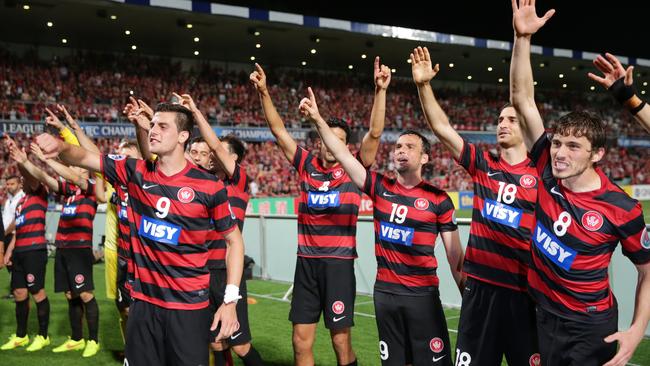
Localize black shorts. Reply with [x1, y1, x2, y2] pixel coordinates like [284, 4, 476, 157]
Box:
[536, 306, 617, 366]
[54, 248, 94, 294]
[455, 278, 539, 366]
[116, 256, 133, 311]
[125, 300, 211, 366]
[209, 268, 252, 346]
[374, 290, 452, 366]
[10, 250, 48, 293]
[289, 257, 355, 330]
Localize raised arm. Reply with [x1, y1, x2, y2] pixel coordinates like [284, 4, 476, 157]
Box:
[4, 136, 58, 193]
[45, 107, 80, 147]
[57, 104, 101, 154]
[359, 57, 390, 166]
[440, 229, 465, 293]
[34, 133, 102, 174]
[411, 46, 464, 160]
[299, 87, 367, 189]
[588, 53, 650, 133]
[174, 93, 237, 177]
[123, 97, 153, 161]
[510, 0, 555, 149]
[31, 143, 88, 191]
[250, 63, 297, 162]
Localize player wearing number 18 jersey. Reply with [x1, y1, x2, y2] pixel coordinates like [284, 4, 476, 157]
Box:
[511, 3, 650, 364]
[299, 86, 464, 366]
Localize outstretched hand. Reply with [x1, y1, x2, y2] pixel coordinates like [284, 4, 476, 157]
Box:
[411, 46, 440, 86]
[34, 133, 64, 160]
[374, 56, 392, 90]
[44, 108, 65, 130]
[56, 104, 80, 130]
[4, 134, 27, 164]
[588, 53, 635, 90]
[172, 92, 198, 112]
[298, 87, 321, 122]
[249, 63, 268, 93]
[511, 0, 555, 37]
[123, 97, 151, 131]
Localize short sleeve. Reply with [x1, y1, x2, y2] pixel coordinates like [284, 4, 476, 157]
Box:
[230, 164, 249, 194]
[101, 154, 134, 188]
[211, 183, 237, 236]
[58, 177, 73, 197]
[363, 170, 379, 198]
[529, 133, 552, 178]
[618, 204, 650, 265]
[292, 146, 311, 174]
[455, 139, 478, 176]
[436, 194, 458, 232]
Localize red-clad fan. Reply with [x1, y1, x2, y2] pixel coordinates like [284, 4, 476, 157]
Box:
[0, 136, 51, 352]
[251, 59, 389, 366]
[299, 87, 464, 366]
[511, 1, 650, 365]
[411, 44, 540, 365]
[34, 102, 246, 366]
[177, 92, 263, 366]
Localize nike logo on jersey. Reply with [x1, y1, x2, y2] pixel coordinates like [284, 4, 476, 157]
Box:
[533, 223, 576, 270]
[481, 199, 522, 228]
[432, 355, 446, 363]
[75, 284, 84, 289]
[310, 172, 324, 177]
[333, 316, 346, 322]
[382, 192, 397, 197]
[307, 191, 340, 208]
[230, 332, 243, 340]
[487, 171, 502, 177]
[380, 221, 414, 246]
[27, 283, 34, 287]
[142, 183, 158, 190]
[550, 186, 564, 199]
[139, 215, 181, 245]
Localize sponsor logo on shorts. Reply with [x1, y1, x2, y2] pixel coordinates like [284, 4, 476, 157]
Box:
[333, 316, 346, 322]
[429, 337, 444, 353]
[581, 211, 604, 232]
[75, 274, 85, 284]
[139, 215, 182, 245]
[481, 199, 522, 229]
[307, 191, 340, 208]
[26, 273, 35, 283]
[332, 300, 345, 315]
[379, 221, 414, 246]
[332, 168, 344, 179]
[641, 227, 650, 249]
[529, 353, 541, 366]
[432, 354, 446, 363]
[414, 198, 429, 210]
[519, 174, 537, 188]
[230, 332, 243, 340]
[534, 223, 576, 271]
[177, 187, 195, 203]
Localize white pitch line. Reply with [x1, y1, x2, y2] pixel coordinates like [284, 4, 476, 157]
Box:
[248, 291, 459, 332]
[355, 300, 374, 306]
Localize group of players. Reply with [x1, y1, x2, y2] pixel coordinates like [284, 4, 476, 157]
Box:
[1, 1, 650, 365]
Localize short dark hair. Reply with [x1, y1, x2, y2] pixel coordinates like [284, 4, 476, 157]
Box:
[155, 102, 195, 148]
[119, 139, 139, 150]
[221, 134, 246, 164]
[5, 175, 20, 182]
[327, 117, 351, 144]
[399, 130, 431, 156]
[553, 111, 606, 150]
[190, 136, 206, 146]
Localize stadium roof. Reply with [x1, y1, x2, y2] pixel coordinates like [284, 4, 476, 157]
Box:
[1, 0, 648, 94]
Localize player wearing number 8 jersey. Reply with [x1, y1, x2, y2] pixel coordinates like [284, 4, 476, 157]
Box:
[299, 86, 464, 366]
[511, 1, 650, 365]
[34, 102, 246, 366]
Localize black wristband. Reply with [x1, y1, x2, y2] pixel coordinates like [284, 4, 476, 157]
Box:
[631, 101, 647, 115]
[608, 77, 637, 104]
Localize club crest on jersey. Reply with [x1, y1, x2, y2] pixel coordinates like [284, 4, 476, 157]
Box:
[641, 227, 650, 250]
[481, 199, 522, 229]
[581, 211, 604, 232]
[108, 154, 126, 161]
[380, 221, 414, 246]
[26, 274, 35, 283]
[75, 274, 85, 284]
[332, 168, 344, 179]
[519, 174, 537, 189]
[529, 353, 541, 366]
[414, 198, 429, 210]
[332, 300, 345, 315]
[139, 215, 182, 245]
[61, 205, 77, 217]
[308, 191, 340, 208]
[15, 214, 25, 227]
[177, 187, 195, 203]
[534, 223, 576, 271]
[429, 338, 444, 353]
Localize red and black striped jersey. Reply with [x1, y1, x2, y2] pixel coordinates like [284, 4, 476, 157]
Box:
[456, 140, 538, 291]
[14, 184, 48, 252]
[364, 171, 458, 296]
[528, 134, 650, 322]
[293, 147, 362, 259]
[207, 164, 250, 269]
[110, 183, 131, 260]
[101, 154, 237, 310]
[55, 178, 97, 249]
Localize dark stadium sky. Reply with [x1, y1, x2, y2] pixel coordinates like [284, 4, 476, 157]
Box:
[212, 1, 649, 59]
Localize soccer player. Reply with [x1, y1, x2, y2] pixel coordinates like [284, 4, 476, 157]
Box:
[0, 136, 50, 352]
[176, 93, 263, 366]
[510, 1, 650, 365]
[35, 102, 245, 366]
[299, 86, 464, 366]
[411, 45, 541, 365]
[588, 52, 650, 133]
[251, 59, 389, 366]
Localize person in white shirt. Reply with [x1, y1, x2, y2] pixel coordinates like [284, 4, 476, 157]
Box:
[3, 175, 25, 243]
